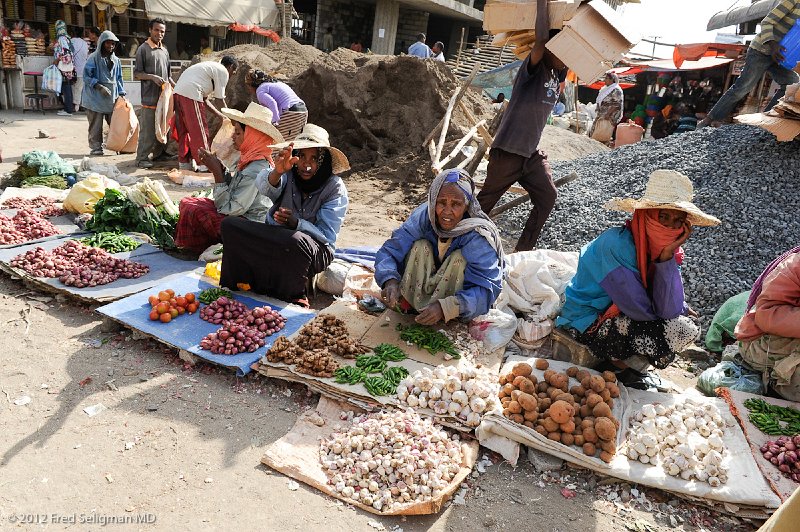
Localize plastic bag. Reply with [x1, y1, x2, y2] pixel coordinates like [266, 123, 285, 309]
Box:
[697, 361, 765, 396]
[591, 118, 614, 142]
[106, 98, 139, 153]
[705, 291, 750, 352]
[63, 174, 120, 214]
[316, 259, 350, 296]
[211, 118, 238, 169]
[199, 244, 223, 262]
[155, 82, 174, 144]
[469, 308, 517, 353]
[204, 260, 221, 282]
[42, 65, 62, 95]
[517, 314, 553, 343]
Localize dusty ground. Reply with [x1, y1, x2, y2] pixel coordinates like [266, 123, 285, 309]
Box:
[0, 113, 760, 531]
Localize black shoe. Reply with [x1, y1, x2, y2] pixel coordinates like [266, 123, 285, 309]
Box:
[153, 153, 177, 162]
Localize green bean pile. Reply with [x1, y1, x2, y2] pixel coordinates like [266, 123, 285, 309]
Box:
[373, 343, 407, 362]
[198, 287, 234, 304]
[382, 366, 409, 386]
[396, 323, 460, 359]
[745, 398, 800, 436]
[364, 376, 396, 397]
[355, 354, 387, 374]
[333, 366, 366, 385]
[78, 232, 142, 253]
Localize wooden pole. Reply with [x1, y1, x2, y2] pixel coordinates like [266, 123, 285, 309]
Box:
[488, 172, 579, 218]
[463, 140, 488, 176]
[435, 120, 485, 173]
[573, 77, 580, 134]
[455, 27, 466, 70]
[422, 63, 480, 150]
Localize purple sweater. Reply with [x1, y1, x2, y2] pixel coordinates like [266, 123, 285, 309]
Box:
[256, 82, 304, 123]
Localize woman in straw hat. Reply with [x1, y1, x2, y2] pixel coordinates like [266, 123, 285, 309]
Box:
[174, 103, 284, 253]
[220, 124, 349, 306]
[376, 169, 504, 325]
[246, 69, 307, 142]
[556, 170, 721, 388]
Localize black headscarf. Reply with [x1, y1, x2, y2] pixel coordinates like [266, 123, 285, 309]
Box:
[292, 148, 334, 194]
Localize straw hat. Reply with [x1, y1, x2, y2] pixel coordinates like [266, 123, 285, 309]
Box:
[221, 103, 285, 144]
[604, 170, 721, 226]
[270, 124, 351, 175]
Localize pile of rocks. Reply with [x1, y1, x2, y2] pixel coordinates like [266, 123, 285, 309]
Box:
[493, 125, 800, 326]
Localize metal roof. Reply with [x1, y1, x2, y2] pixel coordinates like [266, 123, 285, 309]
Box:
[707, 0, 780, 31]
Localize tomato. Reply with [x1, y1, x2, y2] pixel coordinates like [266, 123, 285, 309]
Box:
[185, 293, 196, 303]
[177, 306, 186, 315]
[187, 303, 198, 313]
[159, 313, 172, 323]
[158, 291, 171, 302]
[166, 289, 175, 297]
[156, 302, 170, 315]
[149, 310, 159, 321]
[169, 308, 179, 319]
[148, 295, 159, 307]
[176, 296, 187, 308]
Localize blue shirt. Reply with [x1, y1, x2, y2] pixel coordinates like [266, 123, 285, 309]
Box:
[408, 42, 432, 58]
[556, 227, 687, 333]
[81, 31, 126, 115]
[374, 205, 503, 320]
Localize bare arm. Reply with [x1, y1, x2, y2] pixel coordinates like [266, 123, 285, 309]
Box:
[206, 97, 226, 119]
[528, 0, 551, 73]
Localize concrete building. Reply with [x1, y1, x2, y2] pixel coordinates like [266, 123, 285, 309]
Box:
[291, 0, 485, 59]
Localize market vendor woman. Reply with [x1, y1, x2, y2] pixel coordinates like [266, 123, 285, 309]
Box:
[220, 124, 349, 306]
[174, 103, 284, 253]
[556, 170, 720, 387]
[375, 169, 504, 325]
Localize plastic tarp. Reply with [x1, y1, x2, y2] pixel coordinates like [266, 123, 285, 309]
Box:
[630, 56, 735, 72]
[471, 61, 521, 100]
[60, 0, 130, 14]
[97, 274, 315, 376]
[144, 0, 279, 28]
[707, 0, 779, 31]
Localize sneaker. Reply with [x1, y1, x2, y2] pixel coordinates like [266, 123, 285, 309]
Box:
[57, 110, 72, 116]
[195, 164, 209, 173]
[90, 149, 104, 156]
[178, 162, 195, 171]
[137, 160, 154, 169]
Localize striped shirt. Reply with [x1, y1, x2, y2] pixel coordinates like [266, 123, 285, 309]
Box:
[751, 0, 800, 55]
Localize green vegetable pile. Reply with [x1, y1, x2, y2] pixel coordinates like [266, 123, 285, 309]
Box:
[87, 188, 178, 249]
[745, 398, 800, 436]
[198, 287, 233, 304]
[397, 323, 460, 359]
[334, 366, 366, 385]
[21, 174, 67, 189]
[78, 232, 142, 253]
[356, 354, 387, 374]
[333, 359, 409, 397]
[364, 376, 397, 397]
[373, 343, 407, 362]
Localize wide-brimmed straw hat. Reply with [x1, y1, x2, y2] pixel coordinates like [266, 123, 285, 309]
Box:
[221, 103, 285, 144]
[604, 170, 721, 226]
[270, 123, 350, 175]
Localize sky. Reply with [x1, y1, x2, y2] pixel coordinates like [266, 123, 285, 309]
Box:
[615, 0, 747, 58]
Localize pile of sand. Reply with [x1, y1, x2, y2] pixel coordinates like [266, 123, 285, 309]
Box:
[539, 125, 610, 162]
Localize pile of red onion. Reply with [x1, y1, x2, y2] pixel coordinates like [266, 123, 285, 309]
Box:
[0, 215, 26, 245]
[760, 435, 800, 483]
[199, 322, 267, 355]
[10, 240, 149, 288]
[234, 305, 286, 336]
[39, 204, 66, 217]
[199, 296, 249, 324]
[2, 196, 56, 209]
[0, 210, 60, 245]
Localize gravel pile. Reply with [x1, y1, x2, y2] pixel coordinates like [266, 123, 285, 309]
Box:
[493, 125, 800, 327]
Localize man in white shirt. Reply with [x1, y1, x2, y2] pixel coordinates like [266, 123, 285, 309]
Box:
[173, 56, 237, 171]
[408, 33, 432, 58]
[70, 27, 89, 112]
[432, 41, 445, 62]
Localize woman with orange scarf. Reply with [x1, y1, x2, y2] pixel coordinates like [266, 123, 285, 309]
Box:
[174, 103, 284, 252]
[556, 170, 721, 388]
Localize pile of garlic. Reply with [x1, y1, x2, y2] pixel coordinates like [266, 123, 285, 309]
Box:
[395, 364, 499, 427]
[320, 409, 463, 512]
[626, 399, 732, 487]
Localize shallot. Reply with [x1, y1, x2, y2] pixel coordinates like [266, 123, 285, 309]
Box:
[760, 435, 800, 483]
[199, 322, 266, 355]
[199, 296, 249, 324]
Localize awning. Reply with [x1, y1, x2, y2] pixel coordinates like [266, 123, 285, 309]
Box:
[60, 0, 130, 14]
[583, 66, 645, 89]
[228, 24, 280, 43]
[630, 56, 735, 72]
[707, 0, 779, 31]
[143, 0, 279, 28]
[673, 43, 745, 68]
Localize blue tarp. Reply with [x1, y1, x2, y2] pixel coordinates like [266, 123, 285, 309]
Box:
[470, 61, 522, 101]
[334, 247, 379, 270]
[97, 275, 315, 376]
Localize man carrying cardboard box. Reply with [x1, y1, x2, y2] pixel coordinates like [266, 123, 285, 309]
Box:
[477, 0, 567, 252]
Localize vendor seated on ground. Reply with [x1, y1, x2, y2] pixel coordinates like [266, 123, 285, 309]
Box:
[555, 170, 720, 389]
[735, 246, 800, 401]
[246, 69, 308, 142]
[375, 169, 504, 326]
[219, 124, 349, 307]
[174, 103, 284, 253]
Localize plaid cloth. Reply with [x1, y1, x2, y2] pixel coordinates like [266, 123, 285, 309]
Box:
[174, 197, 226, 252]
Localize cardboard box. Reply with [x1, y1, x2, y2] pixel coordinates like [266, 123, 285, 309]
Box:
[483, 0, 580, 33]
[545, 1, 638, 82]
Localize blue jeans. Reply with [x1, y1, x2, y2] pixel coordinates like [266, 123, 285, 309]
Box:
[707, 48, 799, 121]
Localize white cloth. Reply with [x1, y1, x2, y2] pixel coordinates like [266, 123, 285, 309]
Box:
[71, 37, 89, 76]
[173, 61, 229, 102]
[432, 52, 445, 62]
[596, 82, 622, 105]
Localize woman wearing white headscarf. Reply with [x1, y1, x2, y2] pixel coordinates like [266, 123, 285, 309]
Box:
[375, 169, 504, 325]
[589, 71, 624, 142]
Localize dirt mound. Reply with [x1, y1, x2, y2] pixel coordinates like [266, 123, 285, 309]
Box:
[539, 125, 610, 162]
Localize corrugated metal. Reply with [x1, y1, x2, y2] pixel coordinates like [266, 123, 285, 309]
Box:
[707, 0, 779, 31]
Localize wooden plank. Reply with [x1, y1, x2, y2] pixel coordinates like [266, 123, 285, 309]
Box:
[422, 63, 480, 149]
[484, 0, 571, 33]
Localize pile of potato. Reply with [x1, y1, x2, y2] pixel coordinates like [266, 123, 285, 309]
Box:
[498, 360, 621, 463]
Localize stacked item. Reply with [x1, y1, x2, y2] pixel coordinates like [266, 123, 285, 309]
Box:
[10, 22, 27, 57]
[25, 30, 45, 56]
[771, 84, 800, 119]
[1, 36, 17, 68]
[4, 0, 19, 18]
[735, 83, 800, 141]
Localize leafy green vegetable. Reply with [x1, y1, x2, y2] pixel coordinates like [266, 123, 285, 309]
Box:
[21, 174, 67, 189]
[87, 189, 178, 249]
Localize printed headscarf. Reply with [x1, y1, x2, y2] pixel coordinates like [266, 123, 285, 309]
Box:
[427, 169, 505, 264]
[55, 20, 74, 55]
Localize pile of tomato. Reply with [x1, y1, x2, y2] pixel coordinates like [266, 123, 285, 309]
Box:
[147, 289, 199, 323]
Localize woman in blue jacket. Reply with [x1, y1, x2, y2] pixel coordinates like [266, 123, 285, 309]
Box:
[376, 169, 504, 325]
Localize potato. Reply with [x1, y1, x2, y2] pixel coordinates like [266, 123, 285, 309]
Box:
[589, 375, 606, 393]
[518, 392, 538, 412]
[518, 377, 537, 395]
[561, 433, 575, 446]
[512, 362, 533, 377]
[573, 415, 582, 426]
[511, 389, 523, 401]
[542, 417, 560, 433]
[549, 400, 574, 424]
[580, 376, 592, 390]
[527, 374, 538, 386]
[586, 394, 603, 408]
[537, 392, 548, 399]
[594, 417, 616, 441]
[602, 370, 617, 383]
[574, 435, 585, 446]
[555, 392, 575, 404]
[508, 401, 522, 414]
[534, 425, 548, 436]
[501, 397, 512, 408]
[542, 409, 550, 419]
[593, 402, 613, 419]
[535, 359, 549, 371]
[510, 413, 525, 424]
[523, 409, 539, 422]
[582, 427, 598, 443]
[607, 382, 620, 398]
[583, 443, 597, 456]
[559, 421, 576, 434]
[543, 369, 556, 382]
[570, 385, 586, 398]
[498, 374, 508, 386]
[547, 431, 562, 442]
[556, 376, 570, 392]
[599, 389, 611, 402]
[576, 370, 591, 383]
[512, 376, 527, 389]
[580, 404, 592, 418]
[504, 373, 516, 385]
[523, 421, 535, 429]
[566, 366, 579, 378]
[605, 398, 614, 409]
[498, 389, 508, 400]
[536, 382, 549, 394]
[502, 408, 511, 418]
[600, 439, 617, 453]
[611, 417, 621, 429]
[600, 451, 614, 463]
[502, 383, 516, 396]
[548, 388, 562, 401]
[580, 418, 595, 430]
[538, 398, 552, 411]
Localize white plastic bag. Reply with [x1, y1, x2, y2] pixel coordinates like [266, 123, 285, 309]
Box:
[199, 243, 224, 262]
[517, 315, 553, 343]
[316, 259, 350, 296]
[470, 308, 518, 353]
